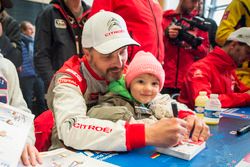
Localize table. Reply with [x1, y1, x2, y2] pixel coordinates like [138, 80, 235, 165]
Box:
[84, 108, 250, 167]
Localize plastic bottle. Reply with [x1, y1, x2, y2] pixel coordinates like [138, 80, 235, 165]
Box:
[204, 94, 221, 125]
[194, 91, 209, 118]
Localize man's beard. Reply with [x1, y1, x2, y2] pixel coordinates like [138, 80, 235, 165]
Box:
[88, 56, 124, 81]
[105, 67, 123, 82]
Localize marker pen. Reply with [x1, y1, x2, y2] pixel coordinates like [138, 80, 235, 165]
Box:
[236, 124, 250, 136]
[171, 102, 178, 117]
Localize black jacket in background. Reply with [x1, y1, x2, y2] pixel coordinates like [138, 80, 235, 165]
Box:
[0, 11, 22, 68]
[34, 0, 90, 90]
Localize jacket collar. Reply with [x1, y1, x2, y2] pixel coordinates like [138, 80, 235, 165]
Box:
[82, 56, 106, 81]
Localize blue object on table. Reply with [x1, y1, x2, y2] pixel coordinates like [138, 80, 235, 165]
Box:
[221, 107, 250, 120]
[81, 108, 250, 167]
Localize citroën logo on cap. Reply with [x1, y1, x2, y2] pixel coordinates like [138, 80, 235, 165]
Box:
[105, 17, 125, 37]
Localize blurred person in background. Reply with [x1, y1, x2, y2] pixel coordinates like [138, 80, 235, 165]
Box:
[216, 0, 250, 87]
[179, 27, 250, 109]
[161, 0, 210, 97]
[19, 21, 47, 118]
[0, 0, 22, 68]
[34, 0, 91, 90]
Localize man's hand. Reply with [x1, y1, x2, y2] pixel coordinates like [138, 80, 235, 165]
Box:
[184, 115, 210, 142]
[20, 144, 42, 166]
[145, 118, 187, 147]
[167, 24, 182, 39]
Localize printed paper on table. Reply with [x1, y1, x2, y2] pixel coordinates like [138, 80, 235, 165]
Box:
[156, 139, 206, 160]
[0, 102, 34, 167]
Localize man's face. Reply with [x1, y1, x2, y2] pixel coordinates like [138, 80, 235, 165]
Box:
[181, 0, 199, 14]
[230, 42, 250, 65]
[86, 47, 128, 82]
[23, 23, 34, 37]
[130, 73, 160, 104]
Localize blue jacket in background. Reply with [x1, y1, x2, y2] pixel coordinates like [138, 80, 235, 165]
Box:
[19, 33, 36, 77]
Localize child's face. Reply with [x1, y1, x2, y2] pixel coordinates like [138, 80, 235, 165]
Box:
[130, 73, 160, 104]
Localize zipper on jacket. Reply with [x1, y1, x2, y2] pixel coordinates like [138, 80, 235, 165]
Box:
[175, 47, 180, 88]
[147, 0, 160, 59]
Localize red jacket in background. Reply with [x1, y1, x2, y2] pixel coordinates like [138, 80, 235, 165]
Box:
[178, 47, 250, 109]
[90, 0, 164, 64]
[162, 10, 209, 89]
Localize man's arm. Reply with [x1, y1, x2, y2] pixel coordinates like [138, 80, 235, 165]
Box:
[34, 8, 54, 89]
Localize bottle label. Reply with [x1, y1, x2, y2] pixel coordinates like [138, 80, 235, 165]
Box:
[195, 106, 205, 114]
[204, 109, 220, 118]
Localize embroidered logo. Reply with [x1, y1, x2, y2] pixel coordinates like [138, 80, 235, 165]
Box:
[222, 11, 230, 20]
[193, 69, 203, 78]
[0, 77, 7, 103]
[73, 123, 113, 133]
[58, 78, 78, 87]
[65, 69, 82, 82]
[0, 77, 7, 90]
[55, 19, 67, 29]
[105, 17, 125, 37]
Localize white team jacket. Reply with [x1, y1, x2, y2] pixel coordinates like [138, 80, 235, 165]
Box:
[47, 56, 145, 151]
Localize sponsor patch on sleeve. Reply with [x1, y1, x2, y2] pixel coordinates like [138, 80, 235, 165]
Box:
[55, 19, 67, 29]
[192, 69, 204, 78]
[222, 11, 230, 20]
[58, 78, 78, 87]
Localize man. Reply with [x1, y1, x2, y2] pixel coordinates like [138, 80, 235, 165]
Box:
[0, 0, 22, 68]
[89, 0, 164, 64]
[19, 21, 47, 117]
[179, 27, 250, 109]
[47, 10, 209, 151]
[34, 0, 90, 89]
[216, 0, 250, 46]
[0, 54, 42, 166]
[216, 0, 250, 87]
[162, 0, 209, 96]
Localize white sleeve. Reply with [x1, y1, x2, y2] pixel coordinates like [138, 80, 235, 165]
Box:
[50, 75, 145, 151]
[3, 58, 35, 144]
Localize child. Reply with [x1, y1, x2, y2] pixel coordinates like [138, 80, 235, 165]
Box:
[88, 51, 194, 123]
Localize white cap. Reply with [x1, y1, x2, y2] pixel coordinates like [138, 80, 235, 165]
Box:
[82, 10, 140, 54]
[227, 27, 250, 47]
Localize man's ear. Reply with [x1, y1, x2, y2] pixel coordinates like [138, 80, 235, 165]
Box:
[230, 41, 238, 49]
[83, 48, 90, 60]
